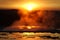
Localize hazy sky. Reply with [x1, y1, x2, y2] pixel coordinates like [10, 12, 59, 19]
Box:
[0, 0, 60, 9]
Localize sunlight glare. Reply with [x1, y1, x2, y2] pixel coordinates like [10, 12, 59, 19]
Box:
[27, 26, 32, 29]
[21, 3, 39, 11]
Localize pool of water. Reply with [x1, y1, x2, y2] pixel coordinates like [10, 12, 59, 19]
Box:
[0, 32, 60, 40]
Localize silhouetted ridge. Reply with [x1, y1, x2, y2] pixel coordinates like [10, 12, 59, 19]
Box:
[0, 9, 20, 30]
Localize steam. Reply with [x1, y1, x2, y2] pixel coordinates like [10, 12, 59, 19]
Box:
[4, 10, 55, 31]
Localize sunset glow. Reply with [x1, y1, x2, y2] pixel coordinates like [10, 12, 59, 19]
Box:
[21, 3, 39, 11]
[27, 26, 32, 29]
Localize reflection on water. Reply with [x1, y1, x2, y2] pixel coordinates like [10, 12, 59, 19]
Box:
[0, 32, 60, 40]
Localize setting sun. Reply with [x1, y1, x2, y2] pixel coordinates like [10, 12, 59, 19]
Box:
[21, 3, 39, 11]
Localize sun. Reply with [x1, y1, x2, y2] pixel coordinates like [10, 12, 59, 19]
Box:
[25, 4, 36, 11]
[21, 3, 38, 11]
[26, 4, 34, 11]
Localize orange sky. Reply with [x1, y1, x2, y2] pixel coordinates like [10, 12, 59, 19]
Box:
[0, 0, 60, 9]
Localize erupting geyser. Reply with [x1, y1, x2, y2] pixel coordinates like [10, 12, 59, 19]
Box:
[3, 2, 55, 31]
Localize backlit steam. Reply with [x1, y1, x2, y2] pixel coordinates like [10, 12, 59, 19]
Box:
[15, 10, 55, 31]
[4, 9, 55, 31]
